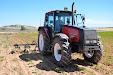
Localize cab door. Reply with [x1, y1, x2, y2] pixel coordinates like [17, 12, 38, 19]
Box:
[44, 13, 55, 39]
[44, 13, 54, 30]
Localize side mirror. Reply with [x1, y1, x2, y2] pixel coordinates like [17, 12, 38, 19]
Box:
[67, 18, 70, 24]
[81, 16, 85, 22]
[81, 16, 85, 26]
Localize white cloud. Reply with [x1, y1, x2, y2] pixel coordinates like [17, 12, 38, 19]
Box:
[85, 19, 113, 27]
[86, 19, 113, 24]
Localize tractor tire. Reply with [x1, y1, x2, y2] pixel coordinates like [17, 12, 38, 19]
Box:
[38, 29, 50, 55]
[83, 41, 103, 64]
[52, 37, 71, 67]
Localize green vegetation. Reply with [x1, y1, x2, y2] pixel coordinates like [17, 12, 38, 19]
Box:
[21, 26, 26, 30]
[25, 58, 35, 67]
[97, 32, 113, 65]
[13, 33, 38, 44]
[0, 56, 4, 61]
[26, 57, 30, 61]
[71, 56, 75, 59]
[19, 73, 23, 75]
[10, 50, 15, 54]
[71, 63, 86, 71]
[2, 36, 11, 49]
[13, 67, 17, 71]
[28, 61, 34, 65]
[20, 51, 25, 54]
[55, 68, 60, 72]
[86, 70, 94, 75]
[89, 62, 113, 73]
[12, 58, 17, 62]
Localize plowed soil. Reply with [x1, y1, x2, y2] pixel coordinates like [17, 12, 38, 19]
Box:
[0, 32, 113, 75]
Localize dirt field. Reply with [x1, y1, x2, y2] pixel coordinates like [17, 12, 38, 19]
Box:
[95, 27, 113, 31]
[0, 31, 113, 75]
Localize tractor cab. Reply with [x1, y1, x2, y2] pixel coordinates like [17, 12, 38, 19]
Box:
[44, 10, 85, 32]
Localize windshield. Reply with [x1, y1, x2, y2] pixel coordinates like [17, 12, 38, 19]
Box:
[74, 14, 84, 26]
[55, 12, 72, 31]
[55, 12, 72, 26]
[55, 12, 84, 27]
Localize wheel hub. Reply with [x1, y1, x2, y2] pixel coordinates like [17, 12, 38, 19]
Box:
[58, 50, 61, 54]
[84, 50, 94, 58]
[39, 34, 44, 51]
[54, 43, 61, 61]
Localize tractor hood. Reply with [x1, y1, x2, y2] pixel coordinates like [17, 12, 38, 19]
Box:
[73, 26, 95, 31]
[73, 26, 98, 40]
[62, 25, 98, 45]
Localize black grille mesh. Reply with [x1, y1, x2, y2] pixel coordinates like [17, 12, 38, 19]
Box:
[84, 30, 97, 40]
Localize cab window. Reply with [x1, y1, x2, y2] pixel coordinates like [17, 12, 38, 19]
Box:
[48, 14, 54, 27]
[55, 12, 72, 32]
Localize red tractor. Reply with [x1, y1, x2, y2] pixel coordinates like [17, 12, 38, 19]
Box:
[38, 3, 103, 66]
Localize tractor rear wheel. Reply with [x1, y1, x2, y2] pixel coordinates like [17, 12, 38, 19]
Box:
[83, 41, 103, 64]
[52, 37, 71, 66]
[38, 29, 50, 55]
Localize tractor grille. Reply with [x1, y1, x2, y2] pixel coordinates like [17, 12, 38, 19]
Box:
[84, 30, 97, 40]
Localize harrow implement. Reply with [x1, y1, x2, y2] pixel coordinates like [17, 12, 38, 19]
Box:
[14, 40, 38, 53]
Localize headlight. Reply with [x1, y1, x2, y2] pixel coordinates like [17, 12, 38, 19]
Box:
[85, 40, 97, 44]
[93, 40, 97, 43]
[85, 40, 90, 44]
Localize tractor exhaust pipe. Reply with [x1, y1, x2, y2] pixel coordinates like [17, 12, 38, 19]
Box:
[72, 2, 74, 25]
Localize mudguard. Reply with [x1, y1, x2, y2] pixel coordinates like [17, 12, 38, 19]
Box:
[38, 27, 50, 39]
[55, 33, 69, 39]
[38, 27, 44, 31]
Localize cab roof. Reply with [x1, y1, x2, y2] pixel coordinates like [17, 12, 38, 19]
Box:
[46, 10, 72, 14]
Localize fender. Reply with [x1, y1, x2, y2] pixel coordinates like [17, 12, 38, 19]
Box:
[55, 33, 69, 40]
[38, 27, 50, 39]
[38, 26, 44, 31]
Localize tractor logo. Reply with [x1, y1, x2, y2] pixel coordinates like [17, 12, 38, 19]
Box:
[71, 33, 77, 37]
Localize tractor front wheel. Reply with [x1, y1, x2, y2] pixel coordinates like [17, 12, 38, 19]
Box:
[83, 41, 103, 64]
[52, 37, 71, 66]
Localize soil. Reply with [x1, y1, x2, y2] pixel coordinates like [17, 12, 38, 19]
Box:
[0, 34, 113, 75]
[95, 28, 113, 31]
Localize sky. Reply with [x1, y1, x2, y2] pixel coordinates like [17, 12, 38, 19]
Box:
[0, 0, 113, 27]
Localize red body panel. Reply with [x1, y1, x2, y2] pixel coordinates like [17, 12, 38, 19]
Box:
[62, 26, 79, 42]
